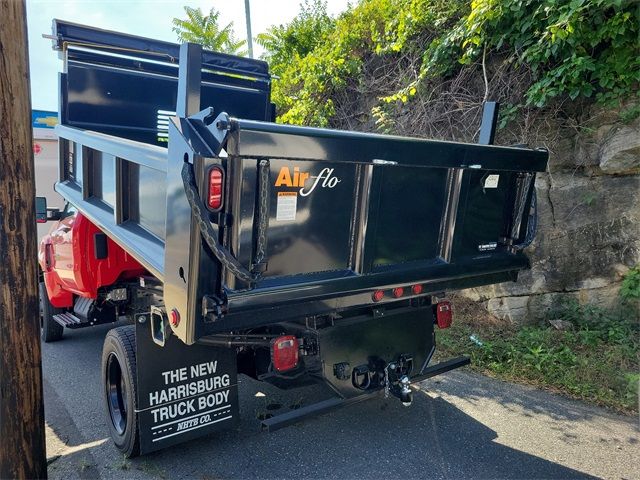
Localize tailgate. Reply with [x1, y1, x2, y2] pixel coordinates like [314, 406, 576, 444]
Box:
[213, 118, 547, 320]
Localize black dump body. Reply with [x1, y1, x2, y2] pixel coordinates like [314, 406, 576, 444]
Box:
[51, 20, 547, 342]
[48, 20, 548, 455]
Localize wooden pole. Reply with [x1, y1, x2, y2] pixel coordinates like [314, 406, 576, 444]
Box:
[0, 0, 48, 478]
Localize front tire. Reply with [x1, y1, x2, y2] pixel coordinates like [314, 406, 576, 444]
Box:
[40, 282, 63, 342]
[102, 325, 140, 458]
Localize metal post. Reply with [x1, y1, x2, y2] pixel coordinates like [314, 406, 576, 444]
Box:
[0, 0, 48, 478]
[244, 0, 254, 58]
[479, 101, 500, 145]
[176, 42, 202, 118]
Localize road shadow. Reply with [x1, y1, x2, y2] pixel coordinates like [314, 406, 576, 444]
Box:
[132, 376, 598, 479]
[43, 328, 601, 479]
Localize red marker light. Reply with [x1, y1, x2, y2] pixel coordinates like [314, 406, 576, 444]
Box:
[392, 287, 404, 298]
[170, 308, 180, 327]
[372, 290, 384, 302]
[412, 284, 423, 295]
[271, 335, 299, 372]
[207, 167, 224, 210]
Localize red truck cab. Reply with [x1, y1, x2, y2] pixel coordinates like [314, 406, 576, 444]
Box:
[39, 203, 145, 323]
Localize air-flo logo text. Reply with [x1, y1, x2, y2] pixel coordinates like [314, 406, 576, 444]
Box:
[275, 166, 341, 197]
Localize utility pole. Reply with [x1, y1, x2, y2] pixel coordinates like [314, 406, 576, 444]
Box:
[0, 1, 48, 478]
[244, 0, 254, 58]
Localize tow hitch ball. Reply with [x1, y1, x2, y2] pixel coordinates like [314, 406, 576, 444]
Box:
[351, 355, 414, 405]
[386, 355, 414, 406]
[396, 375, 412, 406]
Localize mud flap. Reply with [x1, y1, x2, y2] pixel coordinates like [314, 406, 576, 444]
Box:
[135, 320, 238, 455]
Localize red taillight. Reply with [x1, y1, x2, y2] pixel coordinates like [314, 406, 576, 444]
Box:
[392, 287, 404, 298]
[435, 301, 453, 329]
[271, 335, 299, 372]
[412, 284, 423, 295]
[207, 167, 224, 211]
[372, 290, 384, 302]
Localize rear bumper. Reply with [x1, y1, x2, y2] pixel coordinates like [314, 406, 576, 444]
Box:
[261, 356, 471, 432]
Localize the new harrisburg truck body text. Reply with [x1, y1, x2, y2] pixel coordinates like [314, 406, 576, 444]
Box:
[36, 20, 548, 457]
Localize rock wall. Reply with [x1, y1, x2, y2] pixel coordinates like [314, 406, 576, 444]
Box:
[464, 107, 640, 323]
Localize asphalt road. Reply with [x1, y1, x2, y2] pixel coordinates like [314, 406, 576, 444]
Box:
[43, 323, 639, 480]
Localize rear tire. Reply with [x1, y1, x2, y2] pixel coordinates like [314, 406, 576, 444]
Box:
[102, 325, 140, 458]
[40, 282, 63, 342]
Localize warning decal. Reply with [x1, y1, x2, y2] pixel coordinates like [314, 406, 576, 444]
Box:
[484, 174, 500, 189]
[276, 191, 297, 222]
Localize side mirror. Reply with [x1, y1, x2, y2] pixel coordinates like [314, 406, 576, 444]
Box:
[35, 197, 48, 223]
[35, 196, 61, 223]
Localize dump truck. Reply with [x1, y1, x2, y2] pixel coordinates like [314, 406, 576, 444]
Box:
[36, 20, 548, 457]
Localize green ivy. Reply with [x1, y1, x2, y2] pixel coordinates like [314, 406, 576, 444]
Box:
[426, 0, 640, 107]
[259, 0, 639, 127]
[620, 266, 640, 301]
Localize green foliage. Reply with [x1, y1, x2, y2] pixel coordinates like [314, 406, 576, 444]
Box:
[620, 266, 640, 301]
[438, 299, 640, 412]
[619, 103, 640, 124]
[426, 0, 640, 107]
[173, 6, 246, 55]
[256, 0, 338, 125]
[259, 0, 639, 126]
[256, 0, 335, 75]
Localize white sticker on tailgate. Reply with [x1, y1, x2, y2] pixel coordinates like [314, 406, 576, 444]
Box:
[276, 192, 297, 221]
[484, 174, 500, 188]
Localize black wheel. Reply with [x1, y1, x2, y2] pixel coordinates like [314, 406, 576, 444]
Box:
[102, 325, 140, 458]
[40, 282, 63, 342]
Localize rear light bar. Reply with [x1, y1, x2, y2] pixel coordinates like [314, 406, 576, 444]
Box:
[371, 284, 426, 302]
[271, 335, 299, 372]
[207, 166, 224, 211]
[435, 300, 453, 329]
[392, 287, 404, 298]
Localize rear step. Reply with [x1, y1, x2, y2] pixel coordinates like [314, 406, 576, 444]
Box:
[52, 312, 84, 328]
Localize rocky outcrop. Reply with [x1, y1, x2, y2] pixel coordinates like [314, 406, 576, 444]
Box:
[463, 108, 640, 323]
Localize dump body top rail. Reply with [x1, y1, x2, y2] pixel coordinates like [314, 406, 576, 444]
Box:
[227, 118, 548, 172]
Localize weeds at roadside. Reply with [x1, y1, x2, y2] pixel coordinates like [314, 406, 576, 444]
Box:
[437, 292, 639, 413]
[117, 455, 131, 471]
[78, 458, 94, 471]
[137, 460, 167, 478]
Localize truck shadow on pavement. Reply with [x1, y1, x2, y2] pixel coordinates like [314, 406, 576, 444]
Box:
[43, 326, 597, 479]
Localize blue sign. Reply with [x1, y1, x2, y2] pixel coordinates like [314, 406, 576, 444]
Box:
[32, 110, 58, 129]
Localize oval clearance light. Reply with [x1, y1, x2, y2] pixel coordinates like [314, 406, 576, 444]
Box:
[372, 290, 384, 302]
[392, 287, 404, 298]
[412, 284, 423, 295]
[208, 167, 224, 211]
